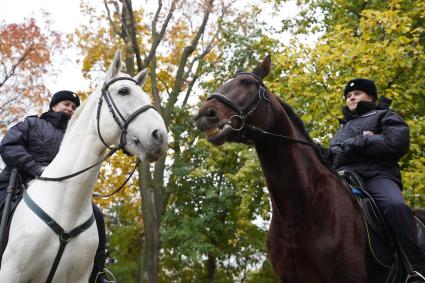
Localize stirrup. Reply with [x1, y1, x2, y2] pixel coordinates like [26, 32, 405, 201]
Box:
[405, 271, 425, 283]
[95, 268, 116, 283]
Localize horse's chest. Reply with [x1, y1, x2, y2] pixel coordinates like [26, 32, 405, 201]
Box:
[267, 226, 365, 283]
[59, 231, 98, 265]
[5, 205, 99, 281]
[31, 226, 99, 282]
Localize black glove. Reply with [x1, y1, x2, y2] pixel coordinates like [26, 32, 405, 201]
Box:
[34, 167, 44, 178]
[341, 137, 365, 152]
[329, 145, 343, 153]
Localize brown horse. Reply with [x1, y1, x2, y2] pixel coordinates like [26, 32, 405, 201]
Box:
[195, 56, 392, 282]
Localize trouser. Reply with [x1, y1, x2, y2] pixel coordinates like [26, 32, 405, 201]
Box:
[0, 190, 7, 206]
[90, 202, 107, 282]
[364, 177, 425, 263]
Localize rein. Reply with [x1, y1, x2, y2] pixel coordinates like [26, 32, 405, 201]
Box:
[207, 72, 317, 148]
[37, 147, 119, 182]
[245, 124, 317, 147]
[92, 159, 140, 198]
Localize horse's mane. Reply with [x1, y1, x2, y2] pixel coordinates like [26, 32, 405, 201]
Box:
[62, 100, 87, 141]
[276, 97, 331, 169]
[277, 98, 315, 144]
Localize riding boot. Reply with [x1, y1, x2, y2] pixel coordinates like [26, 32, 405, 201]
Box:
[89, 203, 115, 283]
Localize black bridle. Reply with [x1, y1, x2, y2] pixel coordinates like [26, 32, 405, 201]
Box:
[37, 77, 155, 184]
[207, 72, 316, 147]
[97, 77, 155, 151]
[207, 72, 272, 137]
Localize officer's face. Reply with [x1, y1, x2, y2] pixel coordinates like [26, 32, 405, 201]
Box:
[345, 90, 373, 112]
[52, 100, 77, 117]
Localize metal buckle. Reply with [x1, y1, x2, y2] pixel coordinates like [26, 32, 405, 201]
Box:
[228, 115, 245, 131]
[60, 232, 71, 243]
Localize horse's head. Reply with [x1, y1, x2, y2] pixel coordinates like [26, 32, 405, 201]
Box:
[96, 50, 168, 162]
[195, 55, 272, 146]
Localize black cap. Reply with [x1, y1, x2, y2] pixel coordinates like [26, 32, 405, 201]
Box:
[343, 78, 377, 100]
[49, 90, 80, 109]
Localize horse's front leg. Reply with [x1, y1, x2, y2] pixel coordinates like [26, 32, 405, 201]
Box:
[0, 203, 56, 283]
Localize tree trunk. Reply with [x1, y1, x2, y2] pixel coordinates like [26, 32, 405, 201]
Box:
[137, 157, 166, 283]
[206, 254, 217, 283]
[138, 161, 158, 283]
[106, 1, 218, 281]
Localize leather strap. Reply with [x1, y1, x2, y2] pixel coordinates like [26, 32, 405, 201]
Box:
[36, 146, 119, 182]
[23, 190, 95, 283]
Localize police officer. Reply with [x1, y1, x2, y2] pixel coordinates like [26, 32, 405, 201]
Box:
[327, 78, 425, 281]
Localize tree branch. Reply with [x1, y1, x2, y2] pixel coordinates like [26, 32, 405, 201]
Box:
[103, 0, 121, 37]
[0, 47, 33, 88]
[119, 0, 131, 43]
[182, 24, 220, 82]
[122, 0, 143, 71]
[163, 0, 215, 124]
[182, 60, 203, 106]
[0, 94, 21, 113]
[142, 0, 178, 69]
[156, 74, 171, 98]
[149, 56, 163, 112]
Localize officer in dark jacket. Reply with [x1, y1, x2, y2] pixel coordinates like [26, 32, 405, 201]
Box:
[327, 78, 425, 280]
[0, 91, 76, 194]
[0, 90, 110, 283]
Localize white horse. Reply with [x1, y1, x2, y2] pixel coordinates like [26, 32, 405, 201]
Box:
[0, 50, 168, 282]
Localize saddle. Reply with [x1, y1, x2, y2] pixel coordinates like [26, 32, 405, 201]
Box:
[339, 170, 425, 282]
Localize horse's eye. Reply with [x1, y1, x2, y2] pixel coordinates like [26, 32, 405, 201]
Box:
[118, 87, 130, 95]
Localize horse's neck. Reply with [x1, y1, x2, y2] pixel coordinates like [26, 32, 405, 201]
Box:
[254, 104, 341, 220]
[28, 103, 105, 224]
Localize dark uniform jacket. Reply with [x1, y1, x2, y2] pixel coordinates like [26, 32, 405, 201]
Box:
[0, 111, 69, 191]
[327, 99, 409, 189]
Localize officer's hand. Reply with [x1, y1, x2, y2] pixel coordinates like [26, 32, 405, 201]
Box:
[329, 145, 343, 153]
[341, 137, 364, 152]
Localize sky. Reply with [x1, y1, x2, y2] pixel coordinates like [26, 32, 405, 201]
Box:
[0, 0, 91, 92]
[0, 0, 91, 167]
[0, 0, 300, 95]
[0, 0, 302, 95]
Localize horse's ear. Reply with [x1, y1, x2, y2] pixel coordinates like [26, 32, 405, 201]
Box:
[252, 55, 271, 79]
[106, 50, 123, 79]
[133, 68, 149, 87]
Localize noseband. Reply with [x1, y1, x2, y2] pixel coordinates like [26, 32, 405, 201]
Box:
[207, 72, 272, 136]
[97, 77, 157, 153]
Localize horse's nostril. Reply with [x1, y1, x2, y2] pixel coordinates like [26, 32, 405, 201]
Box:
[151, 129, 163, 143]
[205, 108, 217, 118]
[152, 129, 158, 138]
